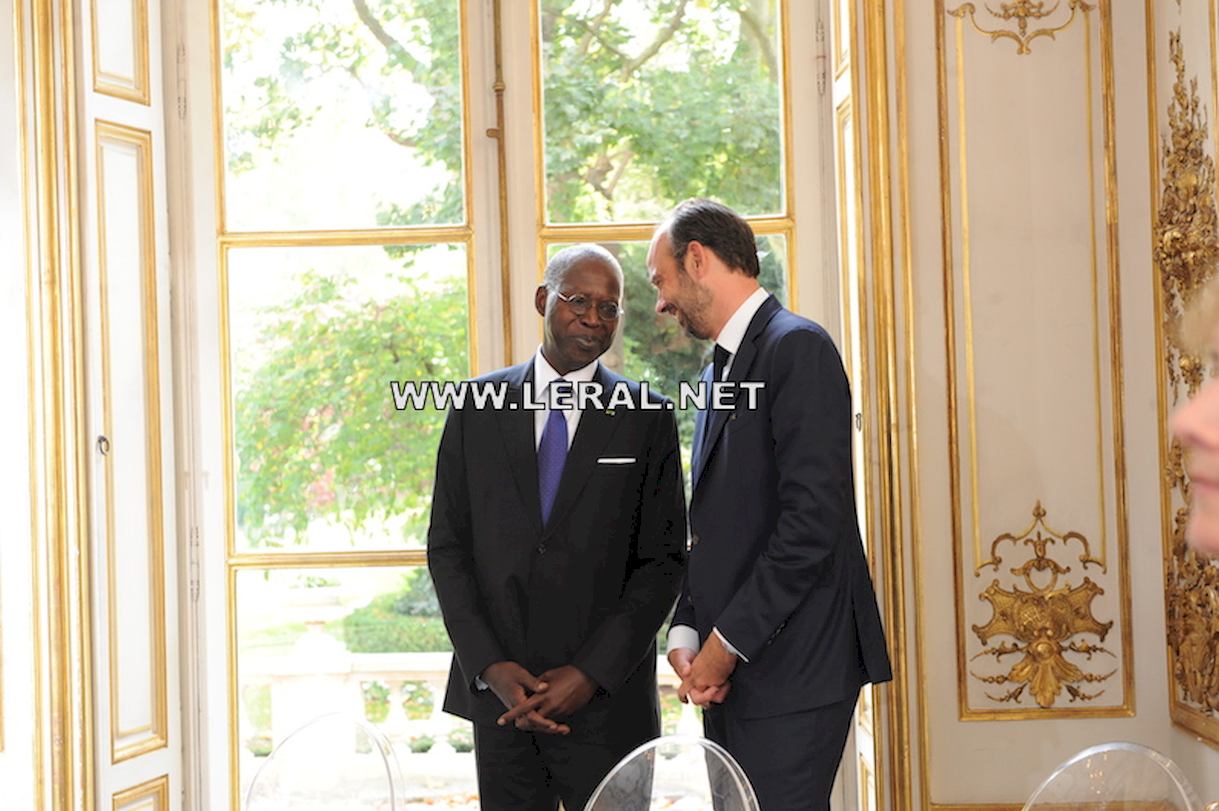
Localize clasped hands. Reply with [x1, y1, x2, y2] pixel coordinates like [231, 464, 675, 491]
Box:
[483, 661, 598, 735]
[669, 632, 737, 708]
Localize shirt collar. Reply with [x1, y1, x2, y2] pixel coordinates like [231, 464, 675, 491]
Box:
[715, 287, 770, 356]
[533, 346, 599, 391]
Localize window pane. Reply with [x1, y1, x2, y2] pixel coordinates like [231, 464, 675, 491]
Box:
[544, 236, 788, 456]
[220, 0, 466, 230]
[539, 0, 785, 224]
[227, 244, 469, 552]
[236, 566, 478, 806]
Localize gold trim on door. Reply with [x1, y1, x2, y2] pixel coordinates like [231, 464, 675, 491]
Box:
[112, 773, 169, 811]
[24, 0, 96, 806]
[934, 0, 1133, 721]
[89, 0, 151, 105]
[94, 120, 169, 763]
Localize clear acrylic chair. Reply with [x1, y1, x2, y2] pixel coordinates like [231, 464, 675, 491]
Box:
[1022, 741, 1202, 811]
[244, 712, 405, 810]
[584, 734, 760, 811]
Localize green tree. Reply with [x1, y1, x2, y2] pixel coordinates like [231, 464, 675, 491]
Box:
[234, 269, 467, 545]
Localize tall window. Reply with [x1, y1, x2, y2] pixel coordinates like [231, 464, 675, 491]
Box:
[535, 0, 793, 447]
[209, 1, 814, 808]
[216, 0, 476, 804]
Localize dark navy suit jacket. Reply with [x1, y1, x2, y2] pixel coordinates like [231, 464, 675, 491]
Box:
[674, 295, 892, 719]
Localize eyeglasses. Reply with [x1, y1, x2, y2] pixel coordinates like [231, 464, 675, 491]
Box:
[552, 289, 623, 321]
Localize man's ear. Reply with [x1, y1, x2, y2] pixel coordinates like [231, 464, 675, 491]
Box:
[535, 285, 549, 317]
[685, 241, 709, 280]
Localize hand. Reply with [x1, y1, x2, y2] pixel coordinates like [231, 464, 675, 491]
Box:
[481, 661, 570, 735]
[671, 646, 730, 706]
[678, 633, 738, 703]
[687, 682, 731, 708]
[497, 665, 598, 730]
[668, 647, 696, 702]
[668, 647, 696, 680]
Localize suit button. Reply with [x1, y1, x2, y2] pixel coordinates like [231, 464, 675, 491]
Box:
[690, 534, 700, 548]
[537, 543, 546, 554]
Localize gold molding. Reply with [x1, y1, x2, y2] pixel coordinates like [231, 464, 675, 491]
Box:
[893, 0, 934, 803]
[970, 502, 1116, 708]
[1152, 26, 1219, 748]
[834, 0, 850, 79]
[16, 0, 39, 791]
[26, 0, 95, 806]
[936, 0, 1132, 720]
[489, 0, 512, 363]
[458, 0, 479, 375]
[860, 2, 913, 809]
[228, 550, 427, 570]
[946, 0, 1094, 56]
[89, 0, 151, 105]
[67, 0, 97, 799]
[1212, 0, 1218, 176]
[113, 773, 169, 811]
[94, 120, 169, 763]
[218, 226, 473, 248]
[835, 97, 860, 418]
[859, 752, 876, 811]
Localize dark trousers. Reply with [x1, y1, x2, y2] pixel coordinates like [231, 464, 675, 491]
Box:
[472, 721, 633, 811]
[703, 695, 857, 811]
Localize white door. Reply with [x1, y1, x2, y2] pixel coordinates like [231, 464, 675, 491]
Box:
[79, 0, 182, 807]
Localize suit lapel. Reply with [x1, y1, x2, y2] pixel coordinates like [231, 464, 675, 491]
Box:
[497, 362, 544, 537]
[544, 365, 624, 530]
[692, 295, 782, 491]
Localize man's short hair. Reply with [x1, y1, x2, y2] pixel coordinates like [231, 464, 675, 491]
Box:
[543, 243, 624, 290]
[663, 198, 760, 278]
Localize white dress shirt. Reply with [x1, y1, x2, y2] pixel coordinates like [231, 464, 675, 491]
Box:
[532, 347, 599, 449]
[667, 286, 770, 663]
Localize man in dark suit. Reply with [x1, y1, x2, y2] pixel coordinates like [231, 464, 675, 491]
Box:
[427, 244, 687, 811]
[647, 199, 892, 811]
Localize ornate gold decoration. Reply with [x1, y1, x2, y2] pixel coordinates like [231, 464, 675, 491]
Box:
[970, 502, 1115, 708]
[946, 0, 1093, 55]
[1156, 29, 1219, 737]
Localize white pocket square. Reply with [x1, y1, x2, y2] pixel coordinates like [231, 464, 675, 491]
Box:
[596, 457, 636, 464]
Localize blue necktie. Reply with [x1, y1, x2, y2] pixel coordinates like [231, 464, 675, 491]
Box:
[538, 379, 570, 526]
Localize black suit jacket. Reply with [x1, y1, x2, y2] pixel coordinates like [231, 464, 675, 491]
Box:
[673, 295, 892, 719]
[428, 360, 687, 742]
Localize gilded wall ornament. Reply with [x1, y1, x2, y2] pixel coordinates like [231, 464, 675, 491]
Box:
[946, 0, 1094, 56]
[970, 502, 1115, 708]
[1157, 30, 1219, 738]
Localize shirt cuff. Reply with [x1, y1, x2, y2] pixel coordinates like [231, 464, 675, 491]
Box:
[713, 627, 749, 663]
[475, 675, 489, 690]
[666, 624, 701, 655]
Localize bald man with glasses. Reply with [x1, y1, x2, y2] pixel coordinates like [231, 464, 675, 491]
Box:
[428, 243, 687, 811]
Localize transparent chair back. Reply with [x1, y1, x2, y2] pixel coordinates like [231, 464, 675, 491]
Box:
[1023, 742, 1201, 811]
[584, 734, 760, 811]
[244, 713, 404, 811]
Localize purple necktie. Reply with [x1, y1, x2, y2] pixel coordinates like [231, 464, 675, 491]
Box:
[538, 379, 570, 526]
